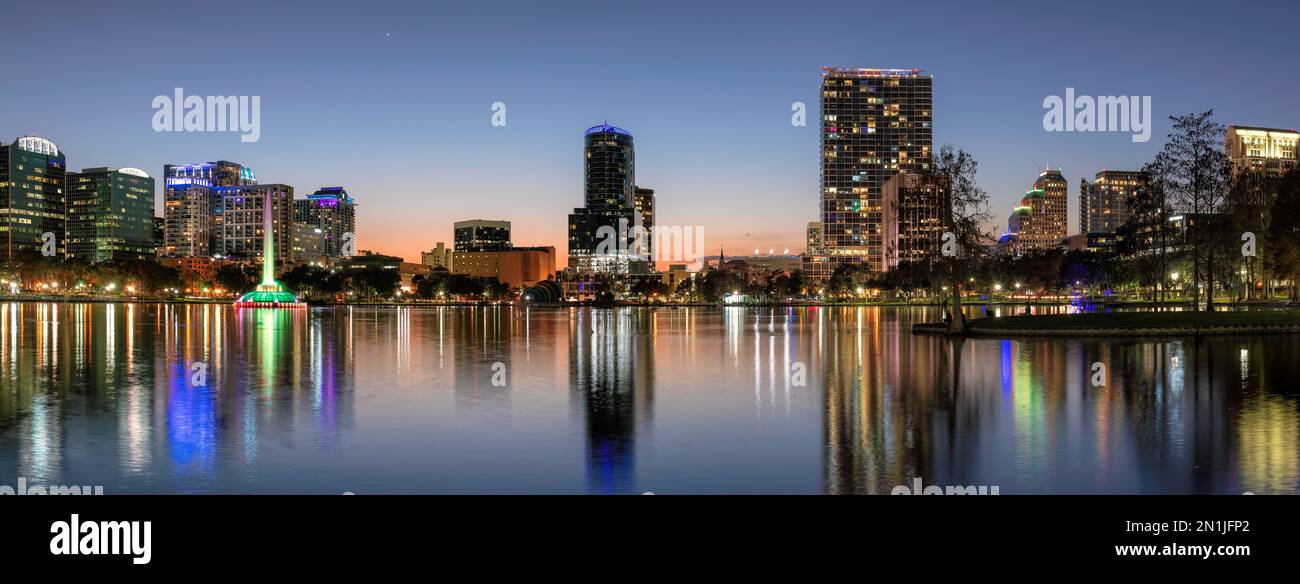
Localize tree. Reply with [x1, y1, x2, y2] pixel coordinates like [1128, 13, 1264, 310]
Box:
[347, 266, 400, 299]
[1265, 169, 1300, 300]
[1145, 111, 1232, 311]
[215, 264, 258, 295]
[925, 145, 994, 333]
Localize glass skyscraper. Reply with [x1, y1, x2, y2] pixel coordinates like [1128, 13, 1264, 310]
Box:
[66, 167, 156, 262]
[567, 124, 647, 274]
[0, 136, 67, 260]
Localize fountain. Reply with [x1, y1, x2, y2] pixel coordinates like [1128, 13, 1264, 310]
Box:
[234, 190, 306, 309]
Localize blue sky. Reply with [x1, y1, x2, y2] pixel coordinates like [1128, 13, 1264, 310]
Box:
[2, 0, 1296, 263]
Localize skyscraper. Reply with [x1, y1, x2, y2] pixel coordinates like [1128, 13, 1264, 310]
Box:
[1080, 170, 1144, 252]
[808, 68, 933, 280]
[454, 219, 511, 252]
[1004, 169, 1068, 255]
[294, 186, 356, 258]
[0, 136, 66, 259]
[163, 160, 254, 257]
[567, 124, 646, 274]
[66, 167, 156, 262]
[214, 183, 294, 266]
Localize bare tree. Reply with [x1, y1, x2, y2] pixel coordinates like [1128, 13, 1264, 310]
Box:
[1144, 111, 1231, 311]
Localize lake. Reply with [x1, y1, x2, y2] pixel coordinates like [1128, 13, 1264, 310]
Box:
[0, 302, 1295, 494]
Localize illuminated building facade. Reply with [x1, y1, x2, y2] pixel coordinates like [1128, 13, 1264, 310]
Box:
[1226, 125, 1298, 176]
[214, 183, 294, 267]
[294, 186, 355, 258]
[0, 136, 66, 260]
[568, 124, 647, 274]
[162, 160, 254, 257]
[454, 219, 511, 252]
[1004, 169, 1067, 256]
[810, 67, 933, 280]
[1080, 170, 1144, 252]
[806, 221, 823, 254]
[634, 186, 654, 260]
[66, 167, 156, 262]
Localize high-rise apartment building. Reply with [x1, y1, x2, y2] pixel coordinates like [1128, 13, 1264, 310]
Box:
[163, 161, 254, 257]
[454, 219, 511, 252]
[0, 136, 67, 259]
[1080, 170, 1144, 252]
[294, 186, 356, 258]
[806, 68, 933, 280]
[66, 167, 156, 262]
[567, 124, 647, 274]
[214, 183, 294, 266]
[882, 172, 949, 267]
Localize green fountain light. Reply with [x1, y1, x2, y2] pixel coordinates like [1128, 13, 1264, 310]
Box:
[236, 190, 306, 309]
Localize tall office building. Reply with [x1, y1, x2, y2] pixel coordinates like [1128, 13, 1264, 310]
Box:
[214, 183, 294, 266]
[1080, 170, 1144, 252]
[568, 124, 646, 274]
[1226, 125, 1298, 176]
[66, 167, 156, 262]
[454, 219, 511, 252]
[633, 186, 655, 260]
[0, 136, 66, 259]
[1004, 169, 1068, 255]
[882, 172, 949, 267]
[294, 186, 356, 258]
[163, 160, 254, 257]
[806, 68, 933, 280]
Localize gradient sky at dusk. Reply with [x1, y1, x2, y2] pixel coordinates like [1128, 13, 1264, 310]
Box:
[3, 0, 1297, 265]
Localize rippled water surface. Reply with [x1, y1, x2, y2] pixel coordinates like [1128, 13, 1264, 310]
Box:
[0, 302, 1296, 494]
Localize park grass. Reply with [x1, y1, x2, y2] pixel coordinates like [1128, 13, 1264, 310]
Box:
[956, 309, 1300, 335]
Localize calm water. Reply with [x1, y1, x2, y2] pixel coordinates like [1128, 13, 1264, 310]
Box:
[0, 302, 1296, 495]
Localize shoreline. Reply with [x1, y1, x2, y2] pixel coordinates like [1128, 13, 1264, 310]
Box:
[913, 310, 1300, 337]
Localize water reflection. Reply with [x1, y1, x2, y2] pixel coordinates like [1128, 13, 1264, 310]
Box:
[0, 302, 1295, 494]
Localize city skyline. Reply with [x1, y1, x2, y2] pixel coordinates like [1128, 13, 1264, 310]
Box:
[2, 0, 1298, 266]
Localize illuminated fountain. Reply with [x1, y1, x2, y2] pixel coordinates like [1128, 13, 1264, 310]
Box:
[235, 190, 306, 309]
